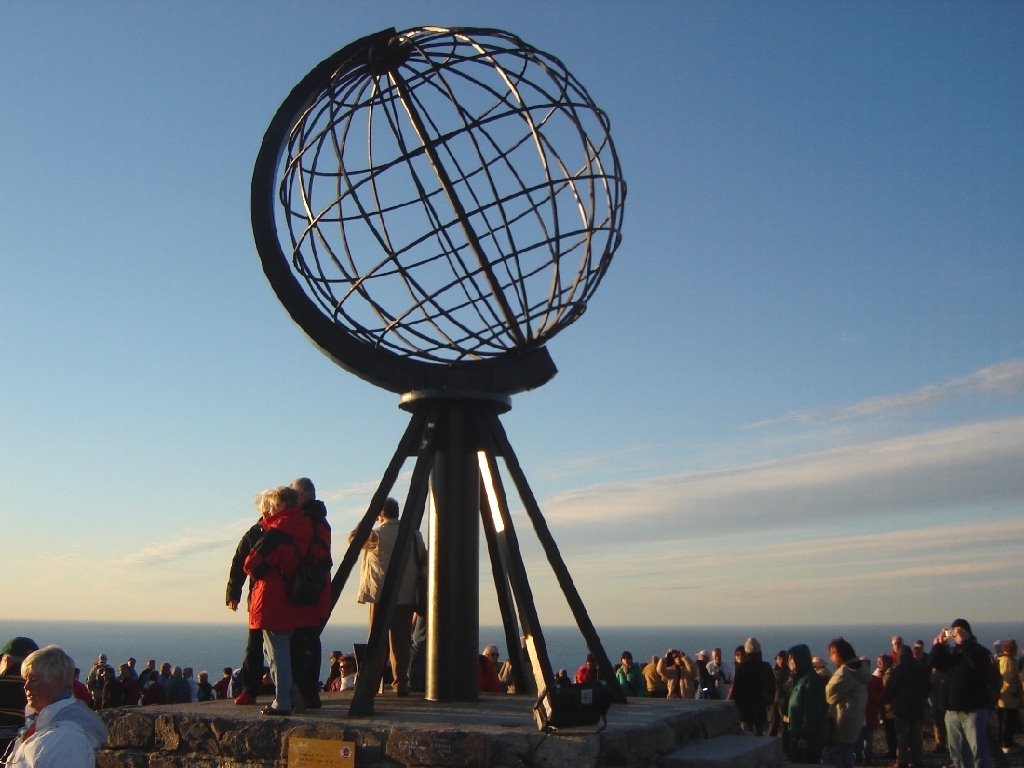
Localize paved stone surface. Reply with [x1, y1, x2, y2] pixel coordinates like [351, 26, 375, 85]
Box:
[662, 735, 783, 768]
[96, 692, 1024, 767]
[97, 691, 747, 767]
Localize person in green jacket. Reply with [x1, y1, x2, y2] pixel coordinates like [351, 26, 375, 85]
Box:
[615, 651, 644, 697]
[788, 643, 828, 763]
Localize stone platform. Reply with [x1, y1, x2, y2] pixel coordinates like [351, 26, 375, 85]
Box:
[95, 690, 782, 768]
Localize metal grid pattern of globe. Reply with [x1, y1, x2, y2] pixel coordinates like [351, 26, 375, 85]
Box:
[269, 26, 625, 368]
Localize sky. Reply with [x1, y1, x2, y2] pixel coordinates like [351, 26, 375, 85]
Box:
[2, 1, 1022, 632]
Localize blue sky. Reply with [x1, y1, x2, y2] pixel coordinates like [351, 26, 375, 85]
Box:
[2, 1, 1022, 630]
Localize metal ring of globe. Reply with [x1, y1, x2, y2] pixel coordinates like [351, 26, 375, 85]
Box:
[252, 27, 626, 395]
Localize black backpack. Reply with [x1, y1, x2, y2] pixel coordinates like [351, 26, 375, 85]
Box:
[286, 532, 329, 605]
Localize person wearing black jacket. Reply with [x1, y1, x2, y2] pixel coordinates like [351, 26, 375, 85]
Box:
[225, 516, 265, 705]
[289, 477, 332, 709]
[886, 645, 931, 768]
[729, 637, 774, 735]
[929, 618, 998, 768]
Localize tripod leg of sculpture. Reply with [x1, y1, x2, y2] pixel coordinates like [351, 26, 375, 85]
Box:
[324, 406, 435, 627]
[478, 447, 555, 697]
[482, 411, 626, 704]
[349, 430, 436, 716]
[479, 472, 527, 694]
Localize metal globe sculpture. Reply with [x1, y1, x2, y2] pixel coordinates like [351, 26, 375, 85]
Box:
[252, 26, 626, 395]
[252, 27, 628, 717]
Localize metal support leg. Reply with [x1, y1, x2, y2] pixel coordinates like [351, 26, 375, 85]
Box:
[426, 400, 480, 701]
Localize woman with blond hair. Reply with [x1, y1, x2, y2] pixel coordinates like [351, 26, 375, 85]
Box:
[244, 485, 314, 715]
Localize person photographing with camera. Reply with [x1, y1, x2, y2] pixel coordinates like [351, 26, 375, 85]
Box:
[929, 618, 999, 768]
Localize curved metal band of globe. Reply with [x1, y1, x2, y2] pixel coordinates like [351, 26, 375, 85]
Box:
[251, 27, 558, 396]
[324, 393, 625, 716]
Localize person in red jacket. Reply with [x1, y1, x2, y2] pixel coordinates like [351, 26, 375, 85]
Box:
[244, 486, 313, 716]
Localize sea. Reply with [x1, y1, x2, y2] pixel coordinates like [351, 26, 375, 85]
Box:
[2, 620, 1021, 680]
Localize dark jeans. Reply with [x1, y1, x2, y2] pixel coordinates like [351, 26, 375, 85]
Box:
[895, 717, 924, 768]
[884, 717, 898, 757]
[858, 724, 877, 764]
[997, 708, 1020, 751]
[242, 627, 265, 694]
[290, 626, 322, 700]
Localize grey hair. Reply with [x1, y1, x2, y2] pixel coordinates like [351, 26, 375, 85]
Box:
[22, 645, 75, 689]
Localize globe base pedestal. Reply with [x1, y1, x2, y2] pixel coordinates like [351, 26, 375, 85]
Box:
[326, 391, 625, 722]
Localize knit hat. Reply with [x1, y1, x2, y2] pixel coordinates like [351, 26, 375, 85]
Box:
[1, 636, 38, 659]
[951, 618, 972, 635]
[743, 637, 761, 655]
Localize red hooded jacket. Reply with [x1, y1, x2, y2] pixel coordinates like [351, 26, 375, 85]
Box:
[243, 507, 314, 631]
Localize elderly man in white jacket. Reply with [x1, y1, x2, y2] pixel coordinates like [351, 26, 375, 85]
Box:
[4, 645, 107, 768]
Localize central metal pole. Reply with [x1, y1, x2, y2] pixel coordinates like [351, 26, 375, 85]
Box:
[425, 400, 481, 700]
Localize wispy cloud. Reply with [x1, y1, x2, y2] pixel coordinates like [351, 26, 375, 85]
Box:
[747, 359, 1024, 428]
[537, 515, 1024, 625]
[535, 417, 1024, 541]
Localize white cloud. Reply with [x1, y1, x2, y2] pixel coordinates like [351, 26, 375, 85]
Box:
[533, 514, 1024, 626]
[748, 359, 1024, 428]
[534, 418, 1024, 542]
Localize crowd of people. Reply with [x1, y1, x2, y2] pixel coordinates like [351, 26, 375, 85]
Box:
[594, 621, 1020, 768]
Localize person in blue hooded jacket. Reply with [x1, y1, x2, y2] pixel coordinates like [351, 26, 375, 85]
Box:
[787, 643, 828, 764]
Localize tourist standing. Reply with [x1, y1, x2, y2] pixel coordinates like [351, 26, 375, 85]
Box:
[729, 637, 773, 735]
[930, 618, 999, 768]
[886, 645, 931, 768]
[289, 477, 332, 709]
[787, 643, 828, 764]
[769, 650, 792, 741]
[244, 485, 313, 715]
[351, 497, 425, 697]
[824, 637, 870, 768]
[225, 508, 267, 706]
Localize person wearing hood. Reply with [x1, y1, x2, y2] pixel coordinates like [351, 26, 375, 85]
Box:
[824, 637, 871, 768]
[787, 643, 828, 764]
[886, 644, 931, 768]
[244, 485, 315, 715]
[4, 645, 107, 768]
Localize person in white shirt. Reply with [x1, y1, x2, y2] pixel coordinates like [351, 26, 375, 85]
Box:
[4, 645, 107, 768]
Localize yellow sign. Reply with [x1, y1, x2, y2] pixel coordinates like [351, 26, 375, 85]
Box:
[288, 737, 356, 767]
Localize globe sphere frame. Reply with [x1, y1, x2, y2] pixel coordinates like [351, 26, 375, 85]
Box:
[251, 27, 626, 396]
